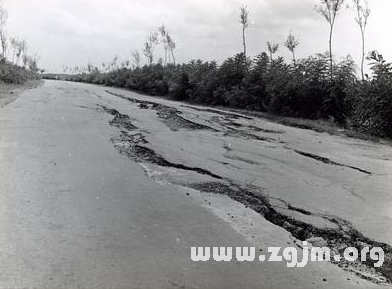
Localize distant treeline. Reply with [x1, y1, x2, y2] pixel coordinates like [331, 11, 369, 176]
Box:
[47, 51, 392, 138]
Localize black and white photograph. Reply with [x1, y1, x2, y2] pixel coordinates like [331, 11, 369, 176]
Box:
[0, 0, 391, 288]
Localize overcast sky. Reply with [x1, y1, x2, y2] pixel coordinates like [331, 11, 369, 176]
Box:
[3, 0, 391, 73]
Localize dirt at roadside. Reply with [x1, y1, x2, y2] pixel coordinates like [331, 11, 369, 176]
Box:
[0, 80, 43, 108]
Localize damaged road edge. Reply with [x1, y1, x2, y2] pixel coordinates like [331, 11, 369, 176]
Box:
[98, 104, 223, 180]
[99, 103, 392, 285]
[188, 182, 392, 284]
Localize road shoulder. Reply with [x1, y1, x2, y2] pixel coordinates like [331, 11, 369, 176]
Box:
[0, 80, 43, 108]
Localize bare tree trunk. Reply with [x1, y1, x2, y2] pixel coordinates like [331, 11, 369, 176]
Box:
[242, 26, 246, 58]
[171, 49, 175, 65]
[360, 28, 365, 81]
[0, 33, 6, 59]
[292, 51, 296, 63]
[329, 24, 333, 81]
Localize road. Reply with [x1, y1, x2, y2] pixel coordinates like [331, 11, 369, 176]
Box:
[0, 80, 391, 289]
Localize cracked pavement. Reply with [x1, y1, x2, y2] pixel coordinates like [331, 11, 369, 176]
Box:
[1, 80, 391, 288]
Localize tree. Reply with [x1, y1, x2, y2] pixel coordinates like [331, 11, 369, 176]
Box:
[0, 0, 6, 27]
[316, 0, 345, 81]
[158, 24, 168, 65]
[87, 61, 94, 73]
[0, 29, 6, 59]
[15, 39, 27, 66]
[239, 5, 249, 59]
[142, 32, 159, 65]
[366, 51, 392, 80]
[10, 37, 17, 63]
[132, 50, 140, 68]
[167, 34, 176, 65]
[110, 55, 118, 71]
[169, 71, 189, 100]
[26, 54, 40, 73]
[158, 25, 176, 65]
[22, 41, 28, 67]
[267, 41, 279, 61]
[0, 0, 7, 59]
[284, 31, 299, 63]
[352, 0, 370, 80]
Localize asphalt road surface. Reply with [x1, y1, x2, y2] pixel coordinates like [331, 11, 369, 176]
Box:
[1, 80, 391, 289]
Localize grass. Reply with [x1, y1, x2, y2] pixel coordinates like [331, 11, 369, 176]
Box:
[213, 106, 392, 144]
[0, 59, 42, 107]
[0, 80, 43, 108]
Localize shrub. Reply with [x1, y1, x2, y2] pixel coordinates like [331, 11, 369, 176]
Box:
[51, 50, 392, 138]
[350, 51, 392, 137]
[0, 59, 38, 84]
